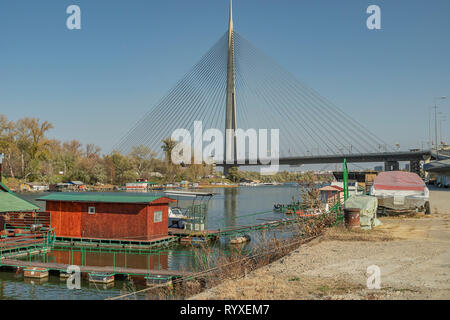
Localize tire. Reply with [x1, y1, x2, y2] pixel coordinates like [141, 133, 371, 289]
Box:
[425, 201, 431, 215]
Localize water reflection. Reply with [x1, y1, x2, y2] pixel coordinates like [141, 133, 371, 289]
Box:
[224, 188, 238, 228]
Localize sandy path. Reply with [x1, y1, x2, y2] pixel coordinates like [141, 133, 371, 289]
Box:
[192, 189, 450, 300]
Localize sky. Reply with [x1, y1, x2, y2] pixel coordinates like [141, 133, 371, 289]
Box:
[1, 0, 449, 160]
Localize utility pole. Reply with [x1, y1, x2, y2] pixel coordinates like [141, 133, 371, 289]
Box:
[434, 96, 447, 160]
[428, 106, 433, 147]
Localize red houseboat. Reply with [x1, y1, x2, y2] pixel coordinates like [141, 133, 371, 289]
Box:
[37, 193, 175, 240]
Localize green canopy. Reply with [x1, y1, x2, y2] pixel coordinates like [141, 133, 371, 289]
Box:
[37, 193, 167, 204]
[0, 192, 40, 213]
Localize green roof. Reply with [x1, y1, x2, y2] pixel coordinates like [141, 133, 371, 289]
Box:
[37, 193, 168, 204]
[0, 192, 40, 212]
[0, 181, 12, 193]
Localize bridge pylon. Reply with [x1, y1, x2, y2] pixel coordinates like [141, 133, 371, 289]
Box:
[224, 0, 237, 177]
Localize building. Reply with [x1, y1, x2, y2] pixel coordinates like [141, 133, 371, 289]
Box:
[69, 181, 86, 191]
[331, 181, 360, 196]
[125, 179, 157, 192]
[0, 165, 51, 247]
[0, 181, 42, 232]
[47, 181, 86, 192]
[424, 158, 450, 187]
[37, 193, 175, 240]
[319, 185, 344, 206]
[23, 183, 49, 192]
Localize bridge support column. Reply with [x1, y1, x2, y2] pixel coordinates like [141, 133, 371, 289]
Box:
[223, 165, 230, 177]
[409, 160, 421, 176]
[384, 161, 399, 171]
[223, 165, 238, 179]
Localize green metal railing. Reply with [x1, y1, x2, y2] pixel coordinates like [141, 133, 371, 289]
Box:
[0, 228, 55, 260]
[17, 246, 201, 275]
[52, 235, 179, 253]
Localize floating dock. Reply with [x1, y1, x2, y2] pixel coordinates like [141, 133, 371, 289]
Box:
[24, 267, 49, 279]
[0, 259, 195, 277]
[53, 235, 178, 249]
[170, 216, 309, 240]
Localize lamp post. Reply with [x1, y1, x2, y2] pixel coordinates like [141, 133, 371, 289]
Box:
[434, 96, 446, 159]
[428, 106, 434, 147]
[440, 117, 447, 146]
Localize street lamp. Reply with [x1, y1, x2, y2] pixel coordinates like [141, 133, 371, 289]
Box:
[434, 96, 446, 159]
[440, 117, 447, 145]
[428, 106, 435, 147]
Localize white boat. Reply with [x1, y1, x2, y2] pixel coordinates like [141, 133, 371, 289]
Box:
[169, 207, 189, 219]
[168, 207, 189, 229]
[370, 171, 430, 214]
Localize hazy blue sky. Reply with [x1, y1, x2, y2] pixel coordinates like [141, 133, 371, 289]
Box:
[1, 0, 449, 156]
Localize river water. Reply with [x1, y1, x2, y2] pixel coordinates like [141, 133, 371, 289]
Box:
[0, 185, 303, 300]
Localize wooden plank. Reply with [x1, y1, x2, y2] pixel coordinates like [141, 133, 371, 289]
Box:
[0, 259, 194, 277]
[168, 228, 219, 236]
[54, 234, 176, 244]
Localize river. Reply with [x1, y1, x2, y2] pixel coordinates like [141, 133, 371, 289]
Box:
[0, 185, 303, 300]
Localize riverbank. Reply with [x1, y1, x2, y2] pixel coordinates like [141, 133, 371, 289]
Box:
[192, 189, 450, 300]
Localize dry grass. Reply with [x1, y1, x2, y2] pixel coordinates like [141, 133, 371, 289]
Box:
[322, 225, 395, 242]
[144, 213, 339, 300]
[383, 211, 432, 219]
[199, 273, 364, 300]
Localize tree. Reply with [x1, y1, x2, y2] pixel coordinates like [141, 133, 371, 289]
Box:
[15, 117, 54, 179]
[0, 115, 17, 178]
[161, 138, 178, 165]
[104, 151, 137, 186]
[226, 167, 240, 183]
[129, 145, 156, 178]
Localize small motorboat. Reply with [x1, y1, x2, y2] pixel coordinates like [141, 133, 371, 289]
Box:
[168, 207, 189, 229]
[88, 273, 115, 284]
[273, 204, 283, 211]
[230, 234, 251, 244]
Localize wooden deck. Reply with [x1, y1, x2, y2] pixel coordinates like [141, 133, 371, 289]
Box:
[0, 258, 195, 277]
[169, 217, 301, 238]
[53, 235, 178, 249]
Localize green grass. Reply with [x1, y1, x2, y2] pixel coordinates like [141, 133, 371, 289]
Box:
[288, 277, 301, 282]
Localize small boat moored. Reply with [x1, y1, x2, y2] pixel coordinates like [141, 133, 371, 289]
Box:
[145, 275, 179, 286]
[88, 273, 115, 284]
[230, 234, 251, 244]
[24, 267, 49, 279]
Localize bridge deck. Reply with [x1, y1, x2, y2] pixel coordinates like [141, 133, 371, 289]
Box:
[216, 150, 432, 166]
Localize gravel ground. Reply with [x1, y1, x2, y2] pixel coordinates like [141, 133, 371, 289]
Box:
[192, 189, 450, 300]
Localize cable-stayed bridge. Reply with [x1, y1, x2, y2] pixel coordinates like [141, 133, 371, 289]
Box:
[116, 1, 431, 174]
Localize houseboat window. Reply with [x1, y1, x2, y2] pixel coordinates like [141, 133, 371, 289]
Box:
[88, 207, 95, 214]
[154, 211, 162, 223]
